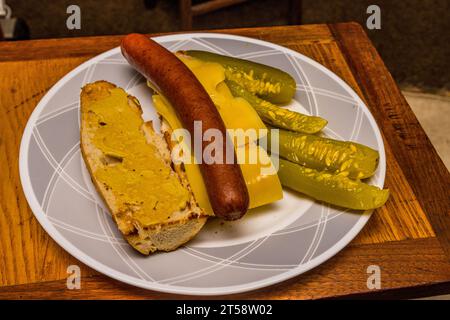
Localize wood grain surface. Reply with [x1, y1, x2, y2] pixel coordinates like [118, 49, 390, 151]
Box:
[1, 238, 449, 300]
[0, 23, 449, 299]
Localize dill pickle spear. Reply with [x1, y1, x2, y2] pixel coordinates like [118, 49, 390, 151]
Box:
[278, 159, 389, 210]
[226, 80, 327, 134]
[269, 129, 379, 179]
[183, 50, 296, 104]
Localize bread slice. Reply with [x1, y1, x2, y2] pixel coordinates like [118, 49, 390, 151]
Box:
[80, 80, 208, 255]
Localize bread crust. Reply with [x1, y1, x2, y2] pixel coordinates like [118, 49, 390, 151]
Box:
[80, 80, 207, 255]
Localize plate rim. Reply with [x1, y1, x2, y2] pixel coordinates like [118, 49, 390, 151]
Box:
[19, 32, 386, 295]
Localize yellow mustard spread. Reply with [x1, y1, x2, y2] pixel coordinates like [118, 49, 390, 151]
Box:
[87, 87, 190, 227]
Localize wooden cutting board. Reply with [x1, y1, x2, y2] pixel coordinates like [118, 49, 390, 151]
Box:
[0, 22, 449, 299]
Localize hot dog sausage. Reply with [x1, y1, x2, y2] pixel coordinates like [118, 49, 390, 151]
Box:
[121, 33, 249, 220]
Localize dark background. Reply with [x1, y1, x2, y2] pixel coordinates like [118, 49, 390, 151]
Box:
[6, 0, 449, 91]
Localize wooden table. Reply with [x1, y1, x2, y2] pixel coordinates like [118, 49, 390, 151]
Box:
[1, 23, 449, 299]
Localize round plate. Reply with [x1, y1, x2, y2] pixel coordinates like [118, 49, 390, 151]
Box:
[19, 33, 386, 295]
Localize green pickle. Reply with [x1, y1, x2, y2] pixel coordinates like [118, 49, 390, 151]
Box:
[226, 80, 327, 134]
[278, 159, 389, 210]
[183, 50, 296, 104]
[269, 129, 379, 179]
[179, 50, 389, 211]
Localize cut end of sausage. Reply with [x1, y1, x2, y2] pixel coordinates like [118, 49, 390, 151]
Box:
[216, 210, 247, 221]
[209, 186, 250, 221]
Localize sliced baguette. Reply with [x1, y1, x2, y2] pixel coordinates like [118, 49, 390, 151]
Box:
[80, 80, 208, 255]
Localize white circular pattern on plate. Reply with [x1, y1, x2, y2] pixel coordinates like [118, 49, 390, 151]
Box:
[19, 33, 386, 295]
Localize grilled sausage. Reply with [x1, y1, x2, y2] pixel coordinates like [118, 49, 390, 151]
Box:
[121, 33, 249, 220]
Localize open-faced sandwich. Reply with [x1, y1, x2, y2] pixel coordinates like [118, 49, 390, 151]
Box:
[80, 81, 212, 254]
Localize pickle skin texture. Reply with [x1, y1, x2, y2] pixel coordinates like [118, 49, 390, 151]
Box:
[226, 80, 327, 134]
[278, 159, 389, 210]
[270, 129, 379, 179]
[184, 50, 296, 104]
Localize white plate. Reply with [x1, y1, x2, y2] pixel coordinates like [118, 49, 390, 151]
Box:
[19, 33, 386, 295]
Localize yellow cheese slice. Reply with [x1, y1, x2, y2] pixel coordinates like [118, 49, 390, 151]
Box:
[151, 56, 283, 214]
[177, 54, 267, 145]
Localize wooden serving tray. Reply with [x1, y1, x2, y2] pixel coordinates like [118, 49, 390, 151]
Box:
[0, 22, 449, 299]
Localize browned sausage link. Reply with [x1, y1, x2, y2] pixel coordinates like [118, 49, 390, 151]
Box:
[121, 33, 249, 220]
